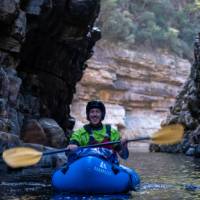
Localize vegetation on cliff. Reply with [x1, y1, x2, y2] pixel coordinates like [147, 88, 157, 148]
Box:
[97, 0, 200, 59]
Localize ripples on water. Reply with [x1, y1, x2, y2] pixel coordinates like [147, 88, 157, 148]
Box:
[1, 152, 200, 200]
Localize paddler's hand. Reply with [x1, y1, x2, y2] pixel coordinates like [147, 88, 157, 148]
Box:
[66, 144, 78, 151]
[121, 138, 128, 148]
[118, 138, 129, 159]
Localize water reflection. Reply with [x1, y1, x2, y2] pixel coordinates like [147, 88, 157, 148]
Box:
[192, 158, 200, 171]
[52, 193, 131, 200]
[2, 152, 200, 199]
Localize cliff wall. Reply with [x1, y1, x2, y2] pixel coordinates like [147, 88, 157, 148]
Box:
[71, 41, 191, 145]
[0, 0, 100, 150]
[150, 33, 200, 156]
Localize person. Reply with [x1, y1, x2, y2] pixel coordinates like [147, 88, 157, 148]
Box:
[67, 100, 129, 160]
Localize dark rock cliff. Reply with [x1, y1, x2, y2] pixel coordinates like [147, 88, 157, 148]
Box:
[150, 33, 200, 157]
[0, 0, 101, 150]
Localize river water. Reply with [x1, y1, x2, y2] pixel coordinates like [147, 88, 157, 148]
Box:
[1, 151, 200, 200]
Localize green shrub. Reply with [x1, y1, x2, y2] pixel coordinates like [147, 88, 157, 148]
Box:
[98, 0, 200, 59]
[102, 11, 135, 42]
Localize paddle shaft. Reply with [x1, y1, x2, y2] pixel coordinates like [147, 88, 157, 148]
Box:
[43, 136, 151, 156]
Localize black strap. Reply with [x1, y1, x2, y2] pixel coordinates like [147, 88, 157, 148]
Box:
[105, 124, 111, 138]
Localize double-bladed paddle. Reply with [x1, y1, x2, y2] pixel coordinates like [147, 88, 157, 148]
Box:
[2, 124, 184, 168]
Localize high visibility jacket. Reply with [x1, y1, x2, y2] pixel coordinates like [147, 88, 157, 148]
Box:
[69, 124, 121, 149]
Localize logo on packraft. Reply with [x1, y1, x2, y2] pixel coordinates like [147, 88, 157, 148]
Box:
[100, 161, 107, 169]
[94, 161, 111, 175]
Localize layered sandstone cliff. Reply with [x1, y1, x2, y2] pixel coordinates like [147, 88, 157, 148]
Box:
[71, 40, 191, 146]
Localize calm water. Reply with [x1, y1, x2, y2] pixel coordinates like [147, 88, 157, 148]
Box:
[1, 152, 200, 200]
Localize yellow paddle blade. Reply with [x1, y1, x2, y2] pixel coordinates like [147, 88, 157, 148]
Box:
[151, 124, 184, 145]
[2, 147, 42, 168]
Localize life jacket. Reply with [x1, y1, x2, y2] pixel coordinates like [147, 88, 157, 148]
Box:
[83, 124, 113, 150]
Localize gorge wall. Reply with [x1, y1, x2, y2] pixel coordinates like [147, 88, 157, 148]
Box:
[71, 40, 191, 149]
[0, 0, 100, 154]
[0, 0, 195, 157]
[150, 33, 200, 156]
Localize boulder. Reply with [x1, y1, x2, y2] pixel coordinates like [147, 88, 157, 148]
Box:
[20, 119, 47, 145]
[39, 118, 67, 148]
[0, 131, 22, 152]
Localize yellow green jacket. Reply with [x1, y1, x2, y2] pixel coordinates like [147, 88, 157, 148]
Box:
[69, 124, 121, 147]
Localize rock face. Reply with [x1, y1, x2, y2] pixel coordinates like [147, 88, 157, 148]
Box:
[150, 33, 200, 157]
[0, 0, 101, 167]
[71, 41, 191, 143]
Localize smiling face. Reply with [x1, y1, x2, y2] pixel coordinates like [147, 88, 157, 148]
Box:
[88, 108, 102, 126]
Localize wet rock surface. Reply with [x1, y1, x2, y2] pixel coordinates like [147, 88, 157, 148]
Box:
[150, 33, 200, 157]
[0, 0, 100, 175]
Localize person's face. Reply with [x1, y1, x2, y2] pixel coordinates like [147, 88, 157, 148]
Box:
[88, 108, 102, 125]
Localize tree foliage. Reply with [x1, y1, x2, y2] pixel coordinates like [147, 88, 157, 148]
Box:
[97, 0, 200, 59]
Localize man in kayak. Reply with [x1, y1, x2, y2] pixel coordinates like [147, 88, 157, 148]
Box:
[66, 100, 129, 159]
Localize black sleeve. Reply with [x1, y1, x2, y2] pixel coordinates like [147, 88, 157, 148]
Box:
[119, 147, 129, 159]
[113, 143, 123, 151]
[114, 144, 129, 159]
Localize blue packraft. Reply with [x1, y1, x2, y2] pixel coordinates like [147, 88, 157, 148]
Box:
[52, 148, 140, 194]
